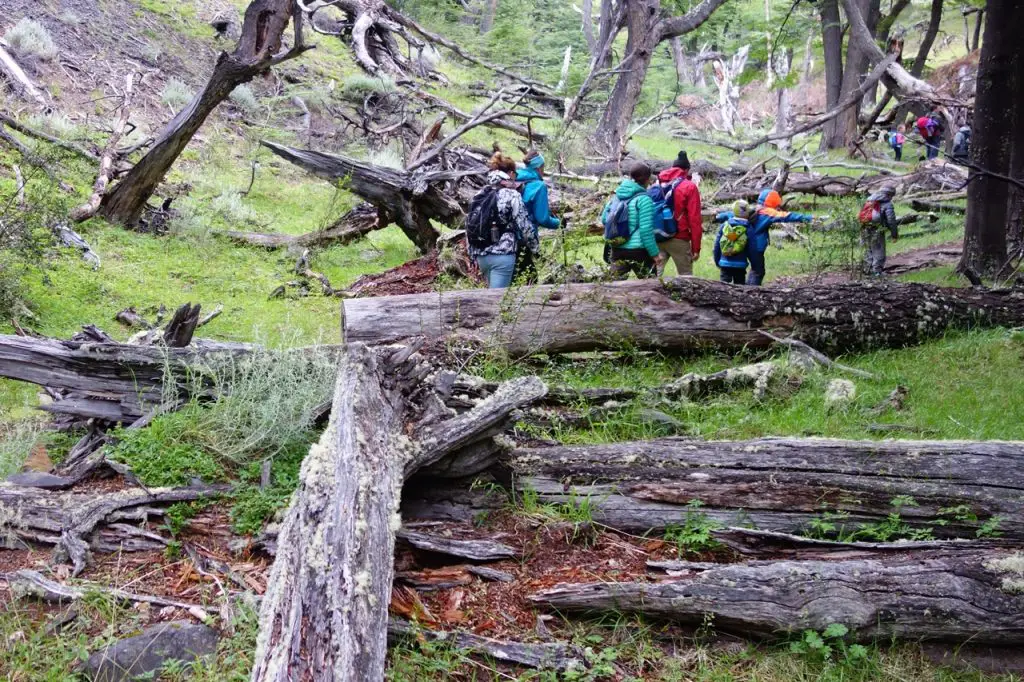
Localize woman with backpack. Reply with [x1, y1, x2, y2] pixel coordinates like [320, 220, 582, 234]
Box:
[714, 201, 752, 284]
[516, 150, 561, 231]
[465, 153, 539, 288]
[652, 151, 703, 276]
[600, 163, 664, 280]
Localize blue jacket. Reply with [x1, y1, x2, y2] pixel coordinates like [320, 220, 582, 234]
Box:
[713, 216, 751, 269]
[718, 208, 812, 253]
[516, 168, 560, 229]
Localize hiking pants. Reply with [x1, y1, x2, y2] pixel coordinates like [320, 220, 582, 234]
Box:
[609, 247, 657, 280]
[925, 136, 941, 159]
[658, 238, 693, 276]
[894, 145, 902, 162]
[862, 228, 887, 275]
[746, 250, 766, 286]
[719, 266, 747, 285]
[477, 254, 517, 288]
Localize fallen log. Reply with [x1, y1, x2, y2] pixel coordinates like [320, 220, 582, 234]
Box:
[397, 528, 516, 561]
[531, 551, 1024, 645]
[223, 202, 381, 249]
[340, 279, 1024, 356]
[405, 437, 1024, 539]
[0, 483, 223, 575]
[260, 140, 468, 253]
[250, 343, 545, 681]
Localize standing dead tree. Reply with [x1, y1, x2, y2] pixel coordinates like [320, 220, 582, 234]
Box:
[250, 343, 546, 681]
[711, 45, 749, 135]
[99, 0, 311, 226]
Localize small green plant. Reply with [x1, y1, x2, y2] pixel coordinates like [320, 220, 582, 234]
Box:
[664, 500, 722, 554]
[229, 85, 262, 118]
[4, 18, 57, 61]
[339, 74, 396, 103]
[164, 500, 211, 536]
[788, 623, 870, 668]
[161, 78, 195, 111]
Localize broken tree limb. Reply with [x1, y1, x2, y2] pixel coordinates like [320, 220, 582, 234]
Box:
[408, 88, 547, 142]
[225, 202, 381, 249]
[0, 45, 47, 107]
[0, 111, 100, 163]
[406, 437, 1024, 540]
[260, 140, 465, 253]
[531, 551, 1024, 645]
[340, 279, 1024, 356]
[0, 483, 223, 575]
[5, 569, 208, 616]
[397, 529, 517, 561]
[251, 343, 545, 681]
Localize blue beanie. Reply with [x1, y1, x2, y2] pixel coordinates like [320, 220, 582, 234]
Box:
[527, 154, 545, 170]
[757, 188, 772, 205]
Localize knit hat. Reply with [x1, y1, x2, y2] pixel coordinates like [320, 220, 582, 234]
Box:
[757, 188, 772, 205]
[673, 151, 691, 170]
[731, 200, 750, 218]
[761, 190, 783, 209]
[527, 153, 546, 170]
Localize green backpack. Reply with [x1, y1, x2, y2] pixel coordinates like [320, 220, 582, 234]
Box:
[719, 220, 748, 257]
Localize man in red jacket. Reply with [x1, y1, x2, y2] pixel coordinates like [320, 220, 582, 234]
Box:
[655, 151, 703, 276]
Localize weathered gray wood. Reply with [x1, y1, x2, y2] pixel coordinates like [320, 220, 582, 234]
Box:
[405, 437, 1024, 539]
[532, 552, 1024, 645]
[341, 279, 1024, 356]
[251, 344, 546, 681]
[397, 529, 517, 561]
[0, 484, 222, 575]
[6, 569, 206, 614]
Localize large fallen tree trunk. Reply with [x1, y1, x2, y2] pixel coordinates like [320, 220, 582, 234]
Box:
[531, 551, 1024, 645]
[404, 437, 1024, 539]
[260, 140, 468, 253]
[251, 343, 545, 681]
[341, 279, 1024, 356]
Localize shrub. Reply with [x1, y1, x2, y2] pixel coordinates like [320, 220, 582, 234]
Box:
[3, 19, 57, 62]
[339, 74, 396, 103]
[0, 420, 44, 479]
[26, 112, 76, 137]
[211, 192, 258, 224]
[229, 85, 262, 118]
[161, 78, 195, 111]
[368, 146, 404, 170]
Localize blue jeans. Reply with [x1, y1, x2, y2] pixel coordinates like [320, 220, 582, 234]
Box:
[925, 137, 941, 159]
[746, 249, 766, 286]
[477, 254, 516, 288]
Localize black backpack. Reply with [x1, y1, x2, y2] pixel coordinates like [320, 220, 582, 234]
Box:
[465, 187, 507, 249]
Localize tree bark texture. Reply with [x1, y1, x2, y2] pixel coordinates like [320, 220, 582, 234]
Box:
[818, 0, 844, 149]
[961, 2, 1023, 277]
[530, 552, 1024, 645]
[340, 278, 1024, 356]
[260, 140, 465, 253]
[821, 0, 880, 150]
[892, 0, 944, 130]
[478, 0, 499, 33]
[100, 0, 302, 225]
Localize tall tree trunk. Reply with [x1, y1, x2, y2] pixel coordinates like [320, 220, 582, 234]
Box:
[773, 47, 794, 150]
[962, 3, 1023, 277]
[479, 0, 499, 34]
[100, 0, 302, 226]
[818, 0, 844, 149]
[972, 8, 984, 52]
[822, 0, 881, 150]
[669, 36, 692, 86]
[581, 0, 596, 53]
[863, 0, 911, 107]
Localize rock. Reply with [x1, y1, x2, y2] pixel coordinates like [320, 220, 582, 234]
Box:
[6, 471, 74, 489]
[82, 621, 219, 681]
[636, 409, 687, 435]
[824, 379, 856, 409]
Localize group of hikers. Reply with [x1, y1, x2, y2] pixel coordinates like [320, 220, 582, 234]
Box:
[889, 109, 971, 164]
[466, 148, 904, 290]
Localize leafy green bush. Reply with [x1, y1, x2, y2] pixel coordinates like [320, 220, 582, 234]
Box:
[339, 74, 396, 103]
[229, 85, 262, 119]
[3, 19, 57, 61]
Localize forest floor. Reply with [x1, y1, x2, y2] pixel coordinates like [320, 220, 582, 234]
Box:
[1, 0, 1018, 680]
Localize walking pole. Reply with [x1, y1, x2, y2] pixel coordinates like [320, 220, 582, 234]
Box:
[559, 217, 569, 268]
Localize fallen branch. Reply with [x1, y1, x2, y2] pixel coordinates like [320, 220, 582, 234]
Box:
[70, 74, 135, 222]
[0, 44, 47, 106]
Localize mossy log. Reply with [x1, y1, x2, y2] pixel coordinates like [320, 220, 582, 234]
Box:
[341, 279, 1024, 356]
[531, 551, 1024, 645]
[404, 437, 1024, 539]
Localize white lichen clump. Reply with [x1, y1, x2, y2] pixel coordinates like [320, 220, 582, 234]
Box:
[985, 554, 1024, 595]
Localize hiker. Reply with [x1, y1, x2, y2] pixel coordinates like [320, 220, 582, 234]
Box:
[952, 125, 971, 165]
[713, 200, 752, 285]
[601, 162, 663, 280]
[889, 124, 906, 162]
[744, 189, 814, 286]
[465, 152, 538, 289]
[650, 150, 703, 276]
[858, 185, 899, 276]
[916, 112, 943, 160]
[517, 150, 560, 231]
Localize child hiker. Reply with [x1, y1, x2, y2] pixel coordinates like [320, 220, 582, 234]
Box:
[857, 185, 899, 276]
[890, 124, 906, 161]
[713, 200, 752, 285]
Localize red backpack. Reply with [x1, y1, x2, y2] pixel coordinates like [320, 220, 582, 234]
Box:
[858, 199, 881, 225]
[916, 116, 935, 138]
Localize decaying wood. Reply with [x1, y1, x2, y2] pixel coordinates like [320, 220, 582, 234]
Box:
[0, 111, 100, 163]
[406, 437, 1024, 540]
[251, 343, 545, 681]
[532, 551, 1024, 645]
[54, 224, 101, 269]
[0, 44, 47, 106]
[0, 483, 222, 575]
[397, 528, 516, 561]
[341, 279, 1024, 356]
[5, 569, 207, 615]
[224, 203, 380, 249]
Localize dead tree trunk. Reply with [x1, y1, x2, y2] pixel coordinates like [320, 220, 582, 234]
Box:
[260, 140, 464, 253]
[772, 47, 794, 149]
[478, 0, 499, 33]
[961, 3, 1023, 278]
[251, 343, 546, 681]
[99, 0, 307, 226]
[340, 279, 1024, 356]
[821, 0, 881, 150]
[711, 46, 749, 135]
[531, 552, 1024, 645]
